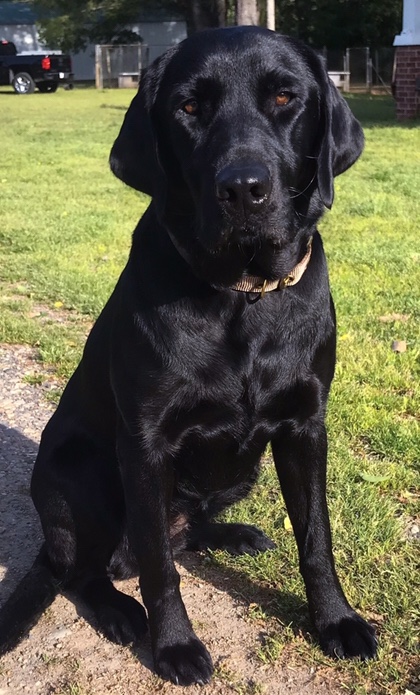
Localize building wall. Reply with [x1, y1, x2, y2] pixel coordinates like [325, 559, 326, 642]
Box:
[130, 21, 187, 64]
[71, 45, 96, 81]
[394, 45, 420, 119]
[71, 21, 187, 81]
[0, 23, 38, 51]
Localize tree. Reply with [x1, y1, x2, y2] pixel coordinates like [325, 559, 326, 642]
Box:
[236, 0, 259, 25]
[190, 0, 227, 31]
[27, 0, 402, 53]
[274, 0, 402, 50]
[27, 0, 230, 50]
[28, 0, 147, 52]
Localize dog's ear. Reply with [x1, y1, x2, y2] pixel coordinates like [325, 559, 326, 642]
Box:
[317, 75, 364, 209]
[109, 52, 173, 196]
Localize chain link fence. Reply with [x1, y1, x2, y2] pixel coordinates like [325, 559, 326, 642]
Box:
[94, 43, 394, 93]
[323, 46, 394, 93]
[95, 44, 150, 89]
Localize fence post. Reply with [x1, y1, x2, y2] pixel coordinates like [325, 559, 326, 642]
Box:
[345, 48, 350, 90]
[144, 44, 150, 73]
[366, 47, 372, 92]
[137, 43, 143, 84]
[95, 45, 102, 89]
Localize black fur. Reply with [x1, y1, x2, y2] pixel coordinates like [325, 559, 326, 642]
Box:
[0, 27, 376, 683]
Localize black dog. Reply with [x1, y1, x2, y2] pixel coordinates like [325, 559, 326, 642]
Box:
[0, 27, 377, 685]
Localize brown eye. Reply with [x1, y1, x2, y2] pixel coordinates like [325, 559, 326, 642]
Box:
[183, 99, 198, 115]
[275, 92, 291, 106]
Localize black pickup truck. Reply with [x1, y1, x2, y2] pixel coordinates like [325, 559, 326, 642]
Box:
[0, 40, 73, 94]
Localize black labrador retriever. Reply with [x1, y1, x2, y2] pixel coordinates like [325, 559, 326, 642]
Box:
[0, 26, 377, 685]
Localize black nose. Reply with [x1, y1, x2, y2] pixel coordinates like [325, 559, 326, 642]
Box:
[215, 163, 272, 211]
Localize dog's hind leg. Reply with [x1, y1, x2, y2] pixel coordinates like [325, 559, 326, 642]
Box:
[31, 429, 148, 645]
[75, 575, 148, 645]
[186, 522, 276, 555]
[185, 479, 276, 556]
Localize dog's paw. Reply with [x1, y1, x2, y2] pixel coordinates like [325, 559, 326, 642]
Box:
[187, 522, 276, 556]
[95, 596, 148, 645]
[154, 637, 213, 686]
[318, 613, 377, 660]
[222, 524, 276, 556]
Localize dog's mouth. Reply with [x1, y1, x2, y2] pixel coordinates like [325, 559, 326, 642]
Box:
[206, 229, 287, 267]
[167, 215, 298, 289]
[242, 243, 291, 281]
[203, 234, 297, 286]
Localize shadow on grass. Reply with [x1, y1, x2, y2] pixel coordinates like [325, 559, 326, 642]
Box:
[99, 103, 129, 110]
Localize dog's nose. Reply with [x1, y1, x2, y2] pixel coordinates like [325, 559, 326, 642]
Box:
[215, 163, 272, 210]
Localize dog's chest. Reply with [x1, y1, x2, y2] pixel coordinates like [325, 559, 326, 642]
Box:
[144, 312, 313, 491]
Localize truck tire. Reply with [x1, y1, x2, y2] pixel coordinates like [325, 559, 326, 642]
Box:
[38, 81, 58, 93]
[12, 72, 35, 94]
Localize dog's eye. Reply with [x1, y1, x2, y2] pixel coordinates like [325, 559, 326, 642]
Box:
[182, 99, 198, 115]
[275, 92, 291, 106]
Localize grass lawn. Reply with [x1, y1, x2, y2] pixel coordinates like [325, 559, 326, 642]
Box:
[0, 89, 419, 694]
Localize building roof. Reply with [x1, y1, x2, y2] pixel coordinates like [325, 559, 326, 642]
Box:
[0, 1, 37, 25]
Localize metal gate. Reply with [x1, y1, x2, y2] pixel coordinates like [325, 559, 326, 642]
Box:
[95, 44, 150, 89]
[344, 47, 394, 92]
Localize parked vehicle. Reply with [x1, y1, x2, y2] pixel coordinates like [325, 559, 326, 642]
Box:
[0, 40, 73, 94]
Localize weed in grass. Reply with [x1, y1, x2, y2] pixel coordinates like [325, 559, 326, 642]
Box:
[40, 652, 61, 668]
[57, 682, 85, 695]
[214, 661, 265, 694]
[23, 373, 45, 386]
[257, 632, 286, 664]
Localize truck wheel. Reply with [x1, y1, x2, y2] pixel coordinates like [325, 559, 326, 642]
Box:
[38, 81, 58, 93]
[12, 72, 35, 94]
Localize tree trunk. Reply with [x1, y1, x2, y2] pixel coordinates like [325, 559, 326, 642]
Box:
[266, 0, 275, 30]
[236, 0, 259, 26]
[191, 0, 226, 31]
[215, 0, 226, 27]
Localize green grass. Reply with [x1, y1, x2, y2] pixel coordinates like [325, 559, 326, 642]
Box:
[0, 89, 419, 694]
[0, 87, 148, 376]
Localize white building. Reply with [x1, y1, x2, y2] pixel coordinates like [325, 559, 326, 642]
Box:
[0, 1, 187, 81]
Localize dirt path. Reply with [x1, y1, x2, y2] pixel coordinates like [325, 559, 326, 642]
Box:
[0, 344, 344, 695]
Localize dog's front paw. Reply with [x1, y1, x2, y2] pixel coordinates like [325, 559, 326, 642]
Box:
[154, 637, 213, 685]
[319, 613, 377, 660]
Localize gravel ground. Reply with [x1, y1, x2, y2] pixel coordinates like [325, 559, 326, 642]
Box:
[0, 343, 345, 695]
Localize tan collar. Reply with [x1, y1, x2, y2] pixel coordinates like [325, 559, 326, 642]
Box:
[230, 236, 313, 297]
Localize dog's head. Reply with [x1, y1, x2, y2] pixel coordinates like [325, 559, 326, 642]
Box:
[110, 27, 363, 287]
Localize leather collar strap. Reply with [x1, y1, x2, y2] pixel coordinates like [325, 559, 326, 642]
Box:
[230, 236, 313, 297]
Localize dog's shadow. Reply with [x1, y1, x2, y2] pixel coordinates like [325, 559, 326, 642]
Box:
[178, 549, 309, 630]
[0, 423, 43, 605]
[0, 422, 309, 671]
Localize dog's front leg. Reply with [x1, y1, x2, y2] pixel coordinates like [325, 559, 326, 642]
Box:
[116, 421, 213, 685]
[271, 419, 377, 660]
